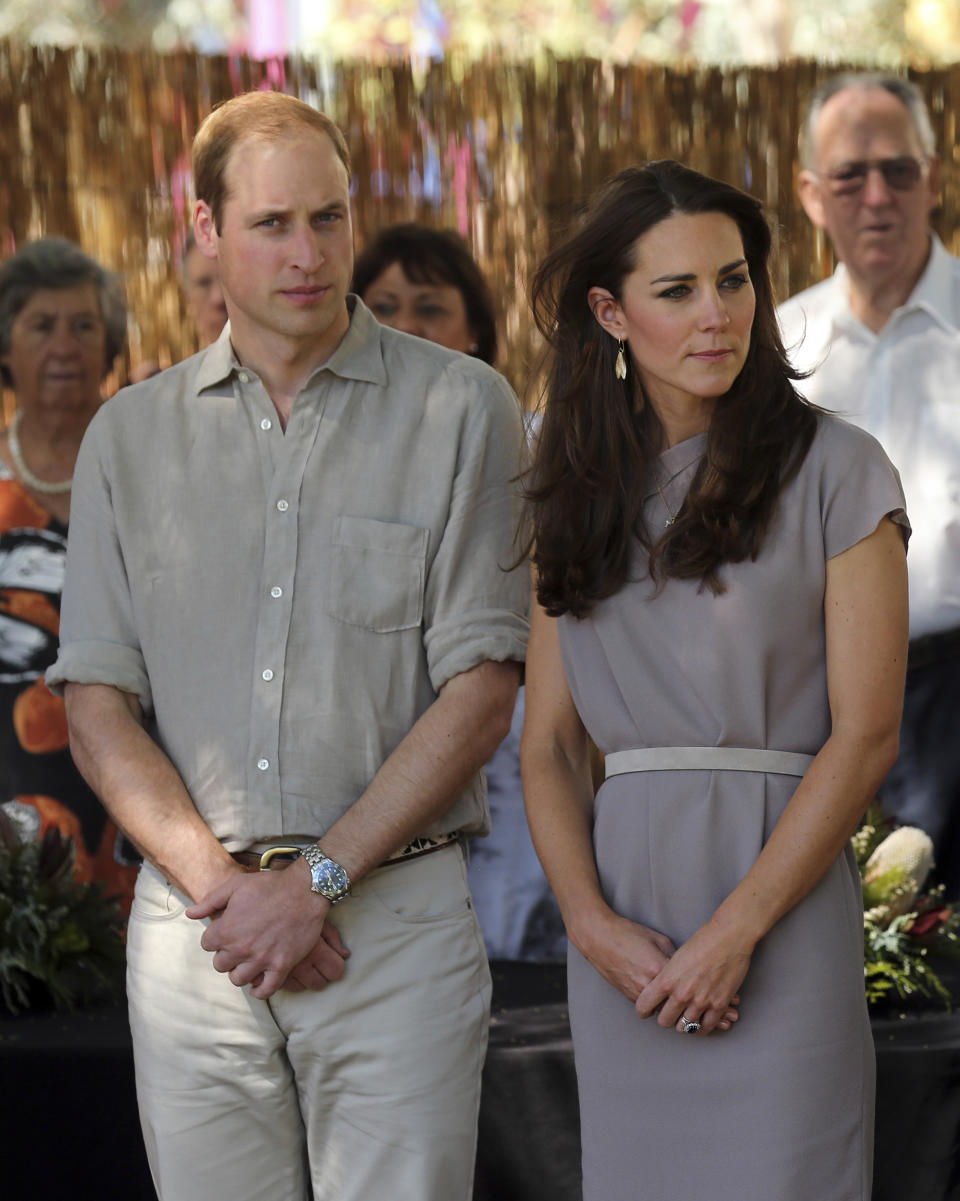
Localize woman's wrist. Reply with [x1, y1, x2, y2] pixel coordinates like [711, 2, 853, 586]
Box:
[564, 894, 618, 956]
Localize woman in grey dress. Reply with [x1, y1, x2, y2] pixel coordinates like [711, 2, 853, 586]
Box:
[519, 162, 909, 1201]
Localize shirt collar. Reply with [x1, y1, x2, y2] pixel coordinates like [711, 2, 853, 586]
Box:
[829, 232, 958, 337]
[897, 233, 958, 333]
[193, 294, 389, 396]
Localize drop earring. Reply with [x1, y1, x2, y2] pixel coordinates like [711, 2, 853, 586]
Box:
[615, 340, 627, 381]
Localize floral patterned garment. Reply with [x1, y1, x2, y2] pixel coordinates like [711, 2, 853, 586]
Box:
[0, 461, 138, 914]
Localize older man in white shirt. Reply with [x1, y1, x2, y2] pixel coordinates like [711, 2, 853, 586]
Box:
[779, 72, 960, 894]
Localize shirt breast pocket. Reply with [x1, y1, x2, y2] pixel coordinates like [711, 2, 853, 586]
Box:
[325, 515, 429, 632]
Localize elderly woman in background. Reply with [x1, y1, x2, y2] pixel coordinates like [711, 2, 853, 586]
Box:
[355, 222, 565, 963]
[353, 222, 498, 364]
[0, 236, 138, 910]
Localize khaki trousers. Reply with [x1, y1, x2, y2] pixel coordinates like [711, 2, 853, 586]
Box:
[127, 844, 491, 1201]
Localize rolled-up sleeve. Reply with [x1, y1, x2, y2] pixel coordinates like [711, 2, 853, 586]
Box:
[422, 365, 530, 692]
[46, 408, 154, 713]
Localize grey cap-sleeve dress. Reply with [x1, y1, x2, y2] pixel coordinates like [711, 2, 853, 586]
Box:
[557, 415, 908, 1201]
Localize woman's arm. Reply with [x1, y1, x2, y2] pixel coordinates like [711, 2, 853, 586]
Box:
[635, 515, 909, 1034]
[520, 603, 680, 1004]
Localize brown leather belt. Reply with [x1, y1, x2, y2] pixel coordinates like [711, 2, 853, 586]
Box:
[231, 835, 458, 873]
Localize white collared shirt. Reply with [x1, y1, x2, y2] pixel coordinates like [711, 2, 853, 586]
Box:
[778, 234, 960, 638]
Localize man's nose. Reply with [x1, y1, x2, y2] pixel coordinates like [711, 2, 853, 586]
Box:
[289, 228, 325, 272]
[861, 164, 895, 206]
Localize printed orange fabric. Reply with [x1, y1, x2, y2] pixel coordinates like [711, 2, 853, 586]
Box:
[0, 472, 138, 914]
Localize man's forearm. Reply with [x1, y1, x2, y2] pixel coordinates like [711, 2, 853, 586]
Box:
[64, 682, 239, 900]
[316, 658, 521, 885]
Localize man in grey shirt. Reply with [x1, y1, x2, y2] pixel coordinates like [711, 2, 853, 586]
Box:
[48, 92, 528, 1201]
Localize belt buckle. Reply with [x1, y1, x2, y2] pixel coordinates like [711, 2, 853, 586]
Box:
[257, 845, 302, 870]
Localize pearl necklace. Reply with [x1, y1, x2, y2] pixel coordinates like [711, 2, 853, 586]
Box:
[6, 410, 74, 495]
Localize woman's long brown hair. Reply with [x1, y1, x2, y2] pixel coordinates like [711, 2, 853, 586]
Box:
[527, 160, 817, 619]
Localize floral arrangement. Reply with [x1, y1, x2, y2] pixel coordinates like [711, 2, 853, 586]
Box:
[854, 803, 960, 1009]
[0, 808, 125, 1014]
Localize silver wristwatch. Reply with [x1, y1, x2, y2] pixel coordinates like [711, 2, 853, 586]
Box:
[300, 844, 351, 905]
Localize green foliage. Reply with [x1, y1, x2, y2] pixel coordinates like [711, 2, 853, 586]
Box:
[0, 809, 125, 1015]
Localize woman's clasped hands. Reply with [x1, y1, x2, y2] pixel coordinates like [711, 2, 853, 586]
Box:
[579, 910, 746, 1037]
[635, 919, 753, 1037]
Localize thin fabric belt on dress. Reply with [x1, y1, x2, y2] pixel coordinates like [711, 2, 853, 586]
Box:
[231, 831, 460, 873]
[604, 746, 815, 779]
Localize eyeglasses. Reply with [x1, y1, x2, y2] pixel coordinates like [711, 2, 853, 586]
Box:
[817, 156, 927, 198]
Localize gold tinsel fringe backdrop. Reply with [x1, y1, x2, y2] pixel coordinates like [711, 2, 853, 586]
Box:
[1, 43, 958, 396]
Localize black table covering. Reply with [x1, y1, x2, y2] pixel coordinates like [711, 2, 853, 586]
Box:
[3, 964, 960, 1201]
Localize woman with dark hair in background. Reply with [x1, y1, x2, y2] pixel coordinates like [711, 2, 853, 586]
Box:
[353, 223, 498, 364]
[356, 222, 565, 963]
[519, 161, 908, 1200]
[0, 236, 139, 911]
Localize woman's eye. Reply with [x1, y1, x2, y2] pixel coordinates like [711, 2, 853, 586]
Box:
[370, 303, 397, 318]
[416, 305, 447, 319]
[658, 285, 690, 300]
[721, 273, 749, 290]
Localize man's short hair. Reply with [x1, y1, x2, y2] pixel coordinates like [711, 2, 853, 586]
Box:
[0, 236, 127, 385]
[192, 92, 352, 232]
[800, 73, 936, 168]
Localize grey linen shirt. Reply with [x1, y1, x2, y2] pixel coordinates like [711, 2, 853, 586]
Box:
[47, 298, 530, 851]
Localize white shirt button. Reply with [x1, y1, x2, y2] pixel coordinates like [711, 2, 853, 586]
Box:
[260, 417, 272, 431]
[270, 586, 283, 599]
[276, 499, 289, 512]
[261, 669, 274, 681]
[257, 758, 269, 771]
[238, 371, 250, 384]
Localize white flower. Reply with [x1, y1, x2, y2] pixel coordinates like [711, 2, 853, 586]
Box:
[864, 826, 935, 916]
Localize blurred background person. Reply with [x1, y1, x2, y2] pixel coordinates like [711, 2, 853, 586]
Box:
[181, 230, 228, 349]
[354, 223, 565, 965]
[0, 236, 139, 911]
[353, 222, 498, 363]
[129, 232, 229, 383]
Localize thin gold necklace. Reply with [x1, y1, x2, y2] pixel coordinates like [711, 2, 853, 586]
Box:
[654, 476, 679, 527]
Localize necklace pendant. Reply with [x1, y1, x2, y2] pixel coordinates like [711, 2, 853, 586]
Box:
[664, 517, 674, 527]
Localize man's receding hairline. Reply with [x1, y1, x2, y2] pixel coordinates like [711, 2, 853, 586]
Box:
[216, 126, 351, 218]
[801, 76, 936, 168]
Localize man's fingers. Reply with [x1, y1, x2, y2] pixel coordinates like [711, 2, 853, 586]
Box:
[321, 920, 350, 958]
[288, 963, 330, 992]
[248, 969, 285, 1000]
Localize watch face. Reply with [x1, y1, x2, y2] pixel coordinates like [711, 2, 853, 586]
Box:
[304, 847, 349, 900]
[314, 860, 347, 895]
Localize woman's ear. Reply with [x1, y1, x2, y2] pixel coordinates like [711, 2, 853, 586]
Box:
[587, 287, 625, 339]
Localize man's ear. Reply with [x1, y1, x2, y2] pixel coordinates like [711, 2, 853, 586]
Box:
[193, 201, 219, 260]
[798, 170, 826, 230]
[587, 287, 625, 339]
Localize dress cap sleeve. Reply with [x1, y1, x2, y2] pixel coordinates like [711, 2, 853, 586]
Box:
[816, 415, 910, 560]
